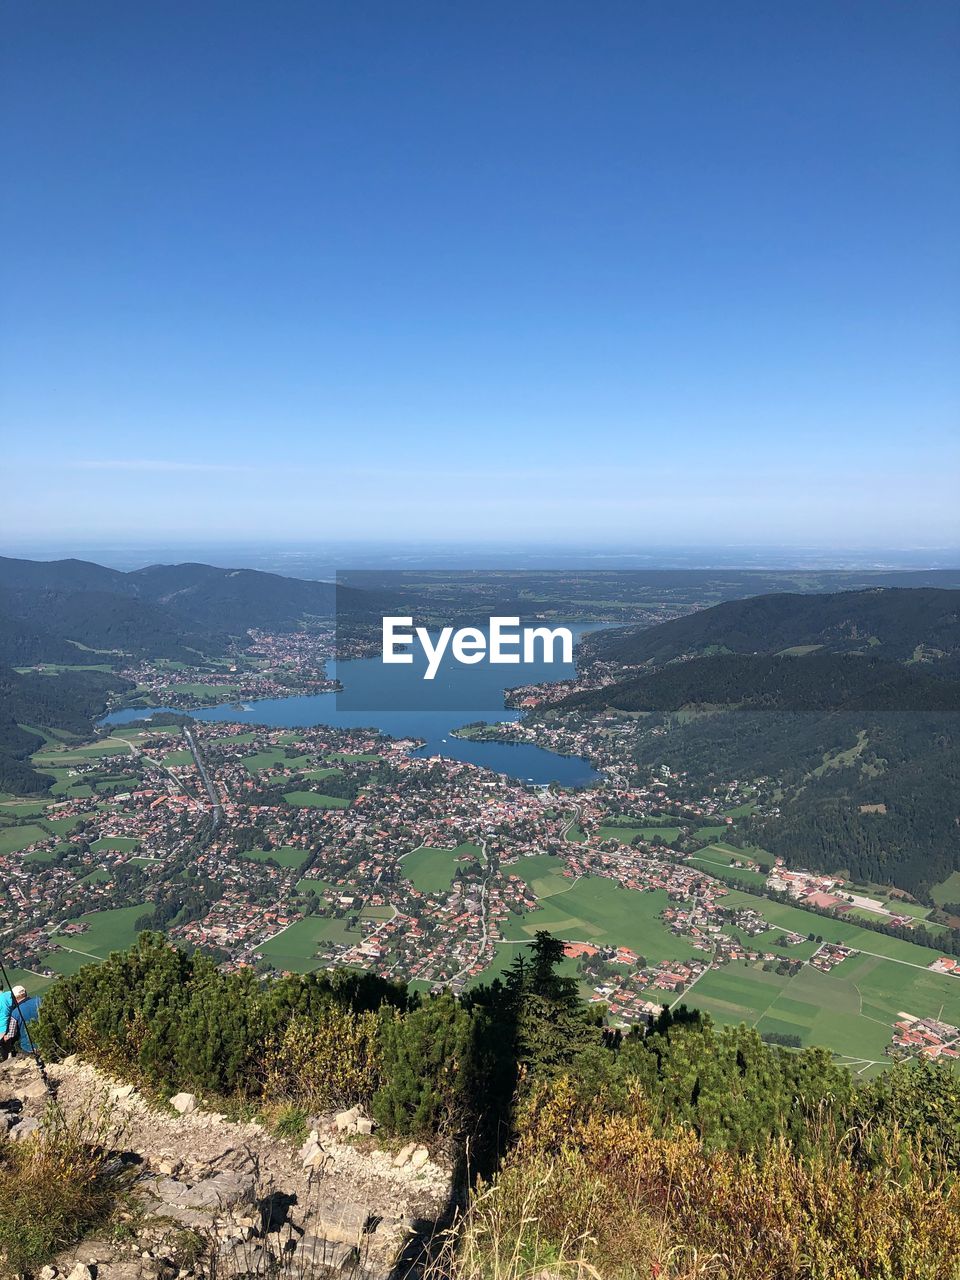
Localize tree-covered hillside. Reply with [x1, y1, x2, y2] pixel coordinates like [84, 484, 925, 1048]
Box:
[560, 651, 960, 716]
[588, 586, 960, 669]
[0, 664, 132, 793]
[549, 597, 960, 896]
[0, 555, 359, 647]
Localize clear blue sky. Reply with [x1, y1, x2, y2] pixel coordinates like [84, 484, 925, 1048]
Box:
[2, 1, 957, 550]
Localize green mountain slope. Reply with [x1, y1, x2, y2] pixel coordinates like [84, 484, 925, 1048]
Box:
[588, 587, 960, 668]
[554, 598, 960, 896]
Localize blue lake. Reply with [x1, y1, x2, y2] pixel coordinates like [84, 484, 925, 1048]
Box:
[103, 623, 603, 786]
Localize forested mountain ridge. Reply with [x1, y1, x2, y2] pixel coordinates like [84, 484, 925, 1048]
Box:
[587, 586, 960, 668]
[0, 554, 393, 675]
[559, 651, 960, 717]
[0, 555, 357, 639]
[0, 663, 132, 793]
[0, 584, 227, 665]
[548, 595, 960, 896]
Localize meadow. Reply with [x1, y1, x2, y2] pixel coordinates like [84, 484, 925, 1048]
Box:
[46, 904, 149, 963]
[0, 801, 49, 818]
[932, 871, 960, 907]
[89, 836, 140, 853]
[403, 843, 481, 894]
[258, 914, 362, 972]
[689, 950, 960, 1072]
[499, 852, 960, 1065]
[0, 824, 49, 855]
[41, 813, 92, 836]
[282, 790, 349, 808]
[720, 889, 952, 967]
[688, 845, 769, 887]
[1, 966, 57, 994]
[32, 742, 130, 766]
[506, 867, 700, 964]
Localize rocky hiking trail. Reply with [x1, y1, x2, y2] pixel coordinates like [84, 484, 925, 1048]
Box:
[1, 1055, 454, 1280]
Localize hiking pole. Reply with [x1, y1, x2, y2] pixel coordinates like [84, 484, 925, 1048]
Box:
[0, 937, 59, 1103]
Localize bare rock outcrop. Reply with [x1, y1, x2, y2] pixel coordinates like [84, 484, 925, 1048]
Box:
[1, 1054, 453, 1279]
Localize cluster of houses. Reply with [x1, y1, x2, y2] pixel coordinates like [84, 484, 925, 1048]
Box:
[888, 1014, 959, 1060]
[808, 942, 855, 973]
[113, 629, 339, 713]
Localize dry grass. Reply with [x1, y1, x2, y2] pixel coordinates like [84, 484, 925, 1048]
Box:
[425, 1078, 960, 1280]
[0, 1104, 131, 1275]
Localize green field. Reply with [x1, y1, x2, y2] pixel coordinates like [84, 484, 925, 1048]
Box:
[283, 791, 349, 809]
[507, 853, 573, 899]
[161, 682, 226, 698]
[47, 904, 148, 961]
[688, 951, 960, 1072]
[89, 836, 140, 853]
[92, 773, 140, 790]
[639, 826, 681, 843]
[689, 846, 769, 887]
[360, 903, 394, 921]
[161, 749, 195, 766]
[15, 662, 115, 675]
[0, 801, 49, 818]
[2, 966, 57, 994]
[45, 771, 95, 798]
[723, 803, 757, 818]
[0, 824, 49, 855]
[597, 825, 644, 844]
[720, 889, 952, 967]
[258, 915, 362, 971]
[296, 876, 335, 897]
[693, 825, 730, 843]
[80, 869, 112, 885]
[403, 843, 481, 894]
[22, 848, 60, 864]
[597, 824, 681, 845]
[932, 871, 960, 907]
[237, 845, 311, 870]
[509, 876, 701, 964]
[33, 742, 130, 765]
[42, 950, 94, 977]
[41, 813, 92, 836]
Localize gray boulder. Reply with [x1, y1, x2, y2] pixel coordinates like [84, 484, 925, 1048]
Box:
[153, 1169, 255, 1212]
[9, 1115, 41, 1141]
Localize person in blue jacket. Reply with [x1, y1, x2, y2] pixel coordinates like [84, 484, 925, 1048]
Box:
[0, 984, 27, 1061]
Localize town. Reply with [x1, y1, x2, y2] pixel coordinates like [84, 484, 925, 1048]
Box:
[3, 649, 959, 1075]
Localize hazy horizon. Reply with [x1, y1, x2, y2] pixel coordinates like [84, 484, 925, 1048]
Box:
[2, 538, 959, 578]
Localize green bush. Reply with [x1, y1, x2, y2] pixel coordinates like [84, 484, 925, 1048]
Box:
[373, 995, 482, 1139]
